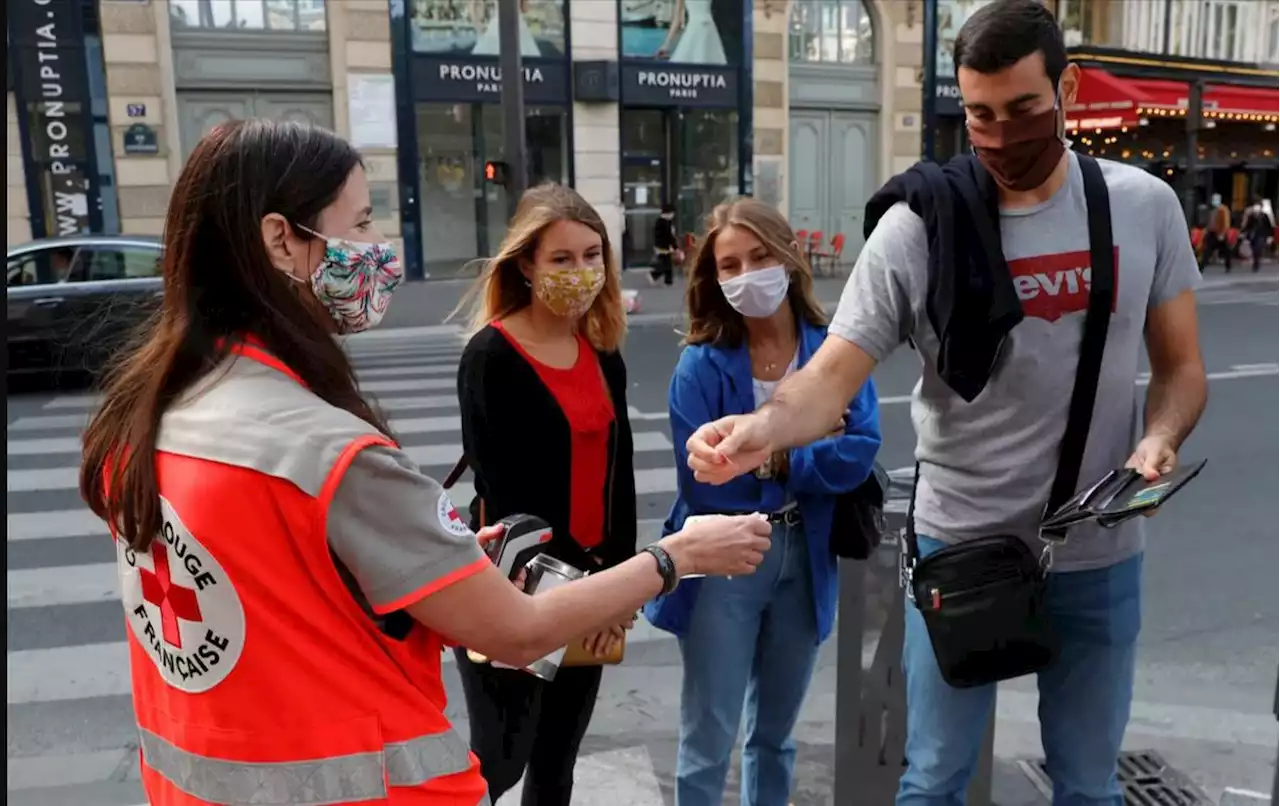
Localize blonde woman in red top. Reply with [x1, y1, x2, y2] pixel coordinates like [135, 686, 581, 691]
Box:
[454, 184, 645, 805]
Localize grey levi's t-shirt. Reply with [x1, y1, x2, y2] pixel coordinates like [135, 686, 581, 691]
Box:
[830, 151, 1200, 571]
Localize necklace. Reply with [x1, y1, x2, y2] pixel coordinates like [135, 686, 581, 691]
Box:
[754, 339, 795, 376]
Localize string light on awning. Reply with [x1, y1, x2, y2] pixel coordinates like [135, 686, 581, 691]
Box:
[1134, 106, 1280, 124]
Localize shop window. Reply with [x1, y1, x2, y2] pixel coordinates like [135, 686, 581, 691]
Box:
[409, 0, 565, 59]
[1270, 5, 1280, 63]
[416, 103, 569, 275]
[1057, 0, 1093, 47]
[619, 108, 739, 268]
[788, 0, 874, 65]
[170, 0, 327, 32]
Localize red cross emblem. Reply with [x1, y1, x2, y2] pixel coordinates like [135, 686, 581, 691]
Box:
[139, 543, 203, 649]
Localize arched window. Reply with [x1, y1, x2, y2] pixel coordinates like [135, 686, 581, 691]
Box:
[788, 0, 875, 65]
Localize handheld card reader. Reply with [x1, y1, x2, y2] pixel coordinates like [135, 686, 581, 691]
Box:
[486, 514, 555, 581]
[467, 513, 557, 667]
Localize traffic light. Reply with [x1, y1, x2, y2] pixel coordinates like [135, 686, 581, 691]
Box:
[484, 160, 510, 187]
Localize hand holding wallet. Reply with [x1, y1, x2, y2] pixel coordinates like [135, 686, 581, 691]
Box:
[1041, 458, 1207, 531]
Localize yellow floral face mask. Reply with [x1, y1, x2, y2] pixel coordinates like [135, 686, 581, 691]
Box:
[533, 265, 607, 319]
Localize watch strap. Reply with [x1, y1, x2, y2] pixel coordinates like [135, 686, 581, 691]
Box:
[642, 544, 678, 596]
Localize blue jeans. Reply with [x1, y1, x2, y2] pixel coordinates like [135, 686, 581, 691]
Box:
[675, 520, 820, 806]
[898, 536, 1143, 806]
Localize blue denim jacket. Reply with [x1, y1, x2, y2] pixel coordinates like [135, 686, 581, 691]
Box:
[643, 321, 882, 642]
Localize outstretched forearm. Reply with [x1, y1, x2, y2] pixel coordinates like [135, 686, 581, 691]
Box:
[1143, 361, 1206, 450]
[758, 335, 878, 452]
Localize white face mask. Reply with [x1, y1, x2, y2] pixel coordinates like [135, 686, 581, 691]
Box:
[719, 265, 790, 319]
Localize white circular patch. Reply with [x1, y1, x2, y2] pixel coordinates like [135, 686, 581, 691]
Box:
[436, 491, 473, 537]
[116, 497, 246, 693]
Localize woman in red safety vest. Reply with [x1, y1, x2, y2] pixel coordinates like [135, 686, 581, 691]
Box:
[78, 119, 771, 806]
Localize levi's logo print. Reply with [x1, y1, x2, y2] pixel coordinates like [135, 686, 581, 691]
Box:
[1007, 247, 1120, 323]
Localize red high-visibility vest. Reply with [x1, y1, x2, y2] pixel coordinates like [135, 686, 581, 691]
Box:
[115, 342, 490, 805]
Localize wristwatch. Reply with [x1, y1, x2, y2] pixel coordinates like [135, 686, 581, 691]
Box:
[642, 545, 679, 596]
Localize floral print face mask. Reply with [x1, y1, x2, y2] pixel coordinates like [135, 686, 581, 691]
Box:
[294, 224, 404, 334]
[533, 265, 607, 320]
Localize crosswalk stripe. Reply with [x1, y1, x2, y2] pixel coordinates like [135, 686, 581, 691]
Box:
[5, 517, 671, 609]
[368, 394, 458, 411]
[5, 436, 681, 493]
[388, 414, 458, 434]
[9, 563, 120, 608]
[4, 429, 676, 464]
[358, 364, 457, 378]
[360, 377, 454, 393]
[441, 466, 677, 509]
[405, 431, 672, 469]
[32, 391, 509, 421]
[7, 436, 82, 456]
[8, 509, 110, 541]
[41, 394, 102, 410]
[7, 642, 132, 704]
[8, 466, 79, 493]
[10, 413, 92, 431]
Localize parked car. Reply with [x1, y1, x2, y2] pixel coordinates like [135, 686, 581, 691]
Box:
[7, 234, 163, 379]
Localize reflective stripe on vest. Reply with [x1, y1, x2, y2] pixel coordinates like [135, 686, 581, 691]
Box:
[140, 726, 480, 804]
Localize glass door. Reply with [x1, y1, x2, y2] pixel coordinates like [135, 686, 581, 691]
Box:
[476, 105, 571, 257]
[417, 103, 569, 275]
[673, 109, 738, 245]
[621, 108, 670, 267]
[417, 103, 480, 277]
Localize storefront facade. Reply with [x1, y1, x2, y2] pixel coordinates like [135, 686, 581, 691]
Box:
[9, 0, 925, 281]
[392, 0, 574, 276]
[616, 0, 751, 266]
[7, 0, 395, 252]
[1051, 0, 1279, 224]
[8, 0, 117, 242]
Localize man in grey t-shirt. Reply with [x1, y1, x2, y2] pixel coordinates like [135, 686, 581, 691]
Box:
[683, 1, 1207, 802]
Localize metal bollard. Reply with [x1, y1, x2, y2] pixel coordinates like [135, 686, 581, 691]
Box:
[831, 471, 996, 804]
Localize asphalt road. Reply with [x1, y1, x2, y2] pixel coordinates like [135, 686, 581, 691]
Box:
[6, 277, 1277, 806]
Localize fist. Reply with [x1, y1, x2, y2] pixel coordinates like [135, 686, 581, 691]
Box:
[685, 414, 772, 485]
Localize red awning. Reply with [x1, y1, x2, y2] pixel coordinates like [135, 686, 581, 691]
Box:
[1068, 67, 1279, 130]
[1204, 84, 1279, 117]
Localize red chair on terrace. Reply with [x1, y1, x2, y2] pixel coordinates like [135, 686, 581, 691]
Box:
[806, 231, 824, 270]
[811, 233, 846, 276]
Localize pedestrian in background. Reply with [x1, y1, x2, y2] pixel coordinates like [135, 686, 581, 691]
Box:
[452, 183, 643, 806]
[1201, 192, 1234, 272]
[1243, 194, 1275, 272]
[79, 122, 773, 806]
[646, 198, 881, 806]
[682, 2, 1207, 802]
[651, 202, 680, 286]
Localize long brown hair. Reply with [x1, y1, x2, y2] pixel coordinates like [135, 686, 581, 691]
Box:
[684, 198, 827, 347]
[80, 119, 392, 552]
[453, 183, 627, 352]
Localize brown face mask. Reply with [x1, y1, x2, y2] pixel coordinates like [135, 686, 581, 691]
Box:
[966, 105, 1066, 192]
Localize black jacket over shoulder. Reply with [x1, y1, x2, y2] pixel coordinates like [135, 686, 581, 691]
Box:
[456, 325, 639, 571]
[864, 154, 1023, 402]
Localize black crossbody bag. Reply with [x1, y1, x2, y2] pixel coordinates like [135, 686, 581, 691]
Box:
[900, 155, 1116, 689]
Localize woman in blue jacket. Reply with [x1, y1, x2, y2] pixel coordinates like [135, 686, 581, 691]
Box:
[646, 198, 881, 806]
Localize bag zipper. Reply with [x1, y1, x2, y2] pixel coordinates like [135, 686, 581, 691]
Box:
[928, 573, 1031, 612]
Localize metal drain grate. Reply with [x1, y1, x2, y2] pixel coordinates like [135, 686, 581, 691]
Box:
[1018, 750, 1213, 806]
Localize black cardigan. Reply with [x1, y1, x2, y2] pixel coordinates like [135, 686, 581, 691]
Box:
[864, 154, 1022, 402]
[456, 325, 639, 571]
